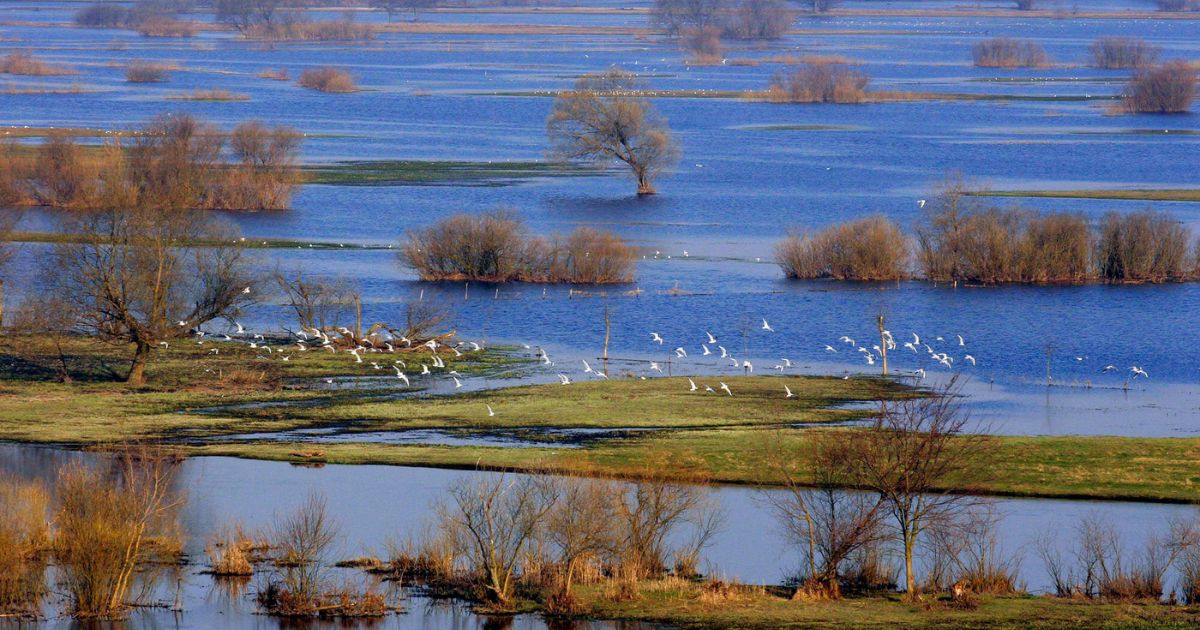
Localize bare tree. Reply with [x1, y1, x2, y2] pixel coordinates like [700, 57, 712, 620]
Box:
[222, 121, 301, 210]
[438, 473, 557, 609]
[547, 68, 681, 195]
[267, 493, 338, 612]
[849, 376, 993, 600]
[612, 457, 721, 577]
[273, 268, 358, 334]
[544, 475, 619, 604]
[54, 206, 254, 385]
[763, 430, 883, 598]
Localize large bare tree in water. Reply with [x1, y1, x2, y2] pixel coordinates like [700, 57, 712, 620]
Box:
[546, 68, 680, 195]
[54, 204, 253, 385]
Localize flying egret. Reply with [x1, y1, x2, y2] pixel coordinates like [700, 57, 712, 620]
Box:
[824, 345, 837, 353]
[964, 355, 976, 366]
[650, 332, 664, 344]
[453, 376, 463, 388]
[706, 331, 717, 344]
[1101, 365, 1117, 373]
[1130, 366, 1149, 379]
[912, 332, 920, 345]
[675, 347, 687, 358]
[742, 360, 753, 373]
[781, 358, 792, 368]
[486, 405, 495, 417]
[421, 364, 431, 375]
[650, 361, 663, 373]
[582, 359, 593, 374]
[688, 378, 698, 392]
[957, 335, 965, 346]
[394, 367, 409, 386]
[840, 336, 855, 346]
[719, 382, 732, 396]
[702, 345, 712, 356]
[558, 373, 571, 385]
[761, 318, 774, 332]
[719, 346, 728, 358]
[784, 385, 794, 398]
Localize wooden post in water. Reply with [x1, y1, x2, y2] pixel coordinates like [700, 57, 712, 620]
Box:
[602, 303, 611, 376]
[464, 282, 469, 300]
[354, 294, 362, 340]
[877, 314, 888, 377]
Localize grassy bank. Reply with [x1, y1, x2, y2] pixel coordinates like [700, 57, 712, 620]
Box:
[571, 581, 1200, 629]
[3, 337, 1200, 504]
[973, 189, 1200, 203]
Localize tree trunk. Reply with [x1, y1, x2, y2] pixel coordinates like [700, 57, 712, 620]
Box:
[636, 171, 655, 195]
[127, 340, 151, 386]
[903, 531, 917, 601]
[0, 278, 5, 328]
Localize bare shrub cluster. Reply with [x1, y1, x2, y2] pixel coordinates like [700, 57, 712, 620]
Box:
[0, 478, 50, 616]
[125, 61, 172, 83]
[432, 461, 719, 611]
[55, 447, 185, 619]
[3, 113, 301, 212]
[401, 210, 638, 283]
[1039, 515, 1199, 601]
[257, 494, 388, 618]
[652, 0, 795, 39]
[1096, 210, 1193, 282]
[216, 1, 374, 41]
[297, 67, 359, 93]
[0, 53, 77, 76]
[680, 26, 724, 64]
[1154, 0, 1198, 11]
[775, 216, 909, 281]
[971, 38, 1049, 68]
[1121, 61, 1197, 114]
[75, 0, 194, 35]
[1090, 37, 1160, 69]
[767, 61, 870, 103]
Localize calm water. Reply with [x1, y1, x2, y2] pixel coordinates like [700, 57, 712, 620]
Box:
[0, 442, 1196, 627]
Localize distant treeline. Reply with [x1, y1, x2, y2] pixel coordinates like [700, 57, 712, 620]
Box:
[777, 192, 1200, 284]
[0, 114, 301, 211]
[400, 210, 638, 283]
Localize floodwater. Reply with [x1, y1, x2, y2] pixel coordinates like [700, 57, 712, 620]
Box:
[1, 442, 1197, 628]
[2, 0, 1199, 624]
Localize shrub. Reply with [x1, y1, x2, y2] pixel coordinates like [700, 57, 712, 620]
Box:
[74, 3, 130, 27]
[257, 68, 290, 81]
[1154, 0, 1197, 10]
[1096, 210, 1192, 282]
[1121, 61, 1197, 113]
[401, 211, 637, 283]
[297, 67, 358, 93]
[1090, 37, 1160, 69]
[776, 216, 909, 281]
[971, 38, 1048, 68]
[0, 477, 50, 615]
[1019, 212, 1093, 283]
[207, 524, 260, 577]
[125, 61, 170, 83]
[55, 448, 183, 619]
[247, 19, 375, 41]
[0, 53, 76, 76]
[137, 17, 196, 37]
[680, 26, 723, 64]
[768, 61, 870, 103]
[724, 0, 794, 40]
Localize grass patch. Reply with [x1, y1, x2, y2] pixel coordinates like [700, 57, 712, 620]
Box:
[972, 189, 1200, 202]
[166, 89, 249, 102]
[304, 159, 601, 187]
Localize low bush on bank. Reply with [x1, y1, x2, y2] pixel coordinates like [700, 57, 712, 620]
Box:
[297, 67, 358, 93]
[776, 216, 910, 281]
[1121, 61, 1196, 113]
[1090, 37, 1160, 69]
[0, 478, 50, 616]
[0, 53, 76, 76]
[971, 38, 1048, 68]
[768, 61, 870, 103]
[1097, 210, 1193, 282]
[400, 210, 638, 283]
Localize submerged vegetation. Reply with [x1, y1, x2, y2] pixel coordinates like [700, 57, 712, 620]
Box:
[400, 210, 638, 283]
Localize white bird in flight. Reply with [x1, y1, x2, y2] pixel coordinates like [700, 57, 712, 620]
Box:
[393, 367, 409, 386]
[688, 378, 698, 392]
[453, 376, 463, 388]
[761, 319, 774, 332]
[784, 385, 794, 398]
[706, 331, 717, 344]
[1130, 366, 1149, 379]
[824, 345, 837, 353]
[964, 355, 976, 366]
[582, 359, 593, 374]
[650, 332, 664, 345]
[558, 373, 571, 385]
[719, 382, 732, 396]
[486, 404, 495, 417]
